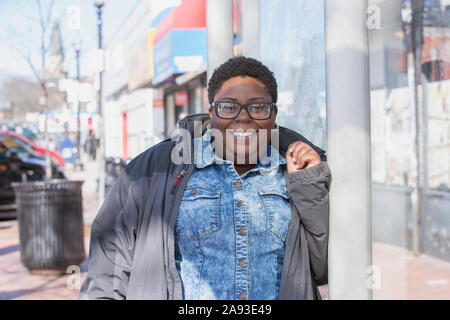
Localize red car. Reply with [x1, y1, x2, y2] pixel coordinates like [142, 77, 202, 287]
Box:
[0, 131, 65, 167]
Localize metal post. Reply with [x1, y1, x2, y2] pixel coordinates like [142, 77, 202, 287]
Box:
[206, 0, 234, 82]
[407, 0, 425, 257]
[39, 95, 52, 180]
[95, 1, 106, 204]
[74, 43, 84, 171]
[325, 0, 372, 299]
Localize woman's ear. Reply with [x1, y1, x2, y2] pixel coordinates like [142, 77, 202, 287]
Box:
[208, 106, 213, 119]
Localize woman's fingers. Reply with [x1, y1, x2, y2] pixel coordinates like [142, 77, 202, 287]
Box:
[291, 144, 311, 169]
[285, 147, 298, 172]
[286, 142, 321, 172]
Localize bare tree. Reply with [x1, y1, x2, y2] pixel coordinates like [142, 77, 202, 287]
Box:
[0, 76, 41, 120]
[0, 75, 64, 122]
[2, 0, 62, 179]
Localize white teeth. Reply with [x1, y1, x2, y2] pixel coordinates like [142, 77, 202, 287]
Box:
[231, 131, 256, 137]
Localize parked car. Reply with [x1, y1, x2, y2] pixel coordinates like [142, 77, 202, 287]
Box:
[0, 142, 46, 218]
[0, 136, 65, 178]
[0, 131, 65, 167]
[17, 126, 38, 141]
[0, 138, 66, 219]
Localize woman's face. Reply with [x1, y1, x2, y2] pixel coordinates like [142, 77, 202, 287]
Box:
[208, 76, 277, 164]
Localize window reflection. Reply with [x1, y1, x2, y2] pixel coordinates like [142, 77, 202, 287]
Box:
[258, 0, 327, 150]
[369, 0, 450, 299]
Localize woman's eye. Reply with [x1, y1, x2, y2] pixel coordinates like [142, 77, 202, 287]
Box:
[251, 105, 265, 111]
[221, 104, 237, 111]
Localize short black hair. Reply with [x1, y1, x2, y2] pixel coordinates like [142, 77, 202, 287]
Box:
[207, 56, 278, 104]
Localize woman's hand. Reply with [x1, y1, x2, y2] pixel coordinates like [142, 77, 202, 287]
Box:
[285, 141, 321, 173]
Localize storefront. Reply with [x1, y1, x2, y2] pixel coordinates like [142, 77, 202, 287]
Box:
[152, 0, 208, 138]
[126, 27, 155, 160]
[367, 0, 450, 263]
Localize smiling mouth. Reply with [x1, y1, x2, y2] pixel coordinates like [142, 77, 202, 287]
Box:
[228, 129, 258, 138]
[231, 131, 256, 137]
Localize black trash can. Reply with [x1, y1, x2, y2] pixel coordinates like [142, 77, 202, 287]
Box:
[11, 179, 85, 275]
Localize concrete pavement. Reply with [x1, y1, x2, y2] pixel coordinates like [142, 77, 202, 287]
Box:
[373, 242, 450, 299]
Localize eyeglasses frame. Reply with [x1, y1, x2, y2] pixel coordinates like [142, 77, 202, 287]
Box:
[212, 101, 277, 120]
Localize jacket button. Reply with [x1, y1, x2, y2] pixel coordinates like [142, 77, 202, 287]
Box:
[239, 227, 245, 236]
[234, 181, 241, 189]
[237, 200, 243, 207]
[239, 259, 245, 268]
[240, 292, 246, 300]
[190, 188, 197, 195]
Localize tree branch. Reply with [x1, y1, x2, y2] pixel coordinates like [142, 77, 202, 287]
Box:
[46, 0, 56, 28]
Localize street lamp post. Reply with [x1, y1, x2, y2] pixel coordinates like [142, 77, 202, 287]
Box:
[74, 34, 84, 171]
[94, 0, 106, 204]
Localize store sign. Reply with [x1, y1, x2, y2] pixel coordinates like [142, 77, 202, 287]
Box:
[174, 56, 204, 73]
[153, 98, 164, 108]
[153, 34, 174, 85]
[174, 92, 188, 106]
[129, 31, 151, 91]
[152, 30, 207, 85]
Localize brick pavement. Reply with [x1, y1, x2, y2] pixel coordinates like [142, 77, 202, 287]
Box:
[0, 156, 449, 299]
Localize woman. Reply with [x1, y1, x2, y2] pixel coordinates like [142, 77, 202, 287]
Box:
[80, 57, 331, 300]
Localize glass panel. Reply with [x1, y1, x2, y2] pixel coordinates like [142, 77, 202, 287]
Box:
[369, 0, 450, 300]
[259, 0, 327, 150]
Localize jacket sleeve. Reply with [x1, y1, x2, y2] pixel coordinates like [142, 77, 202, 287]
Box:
[286, 161, 331, 286]
[79, 168, 139, 300]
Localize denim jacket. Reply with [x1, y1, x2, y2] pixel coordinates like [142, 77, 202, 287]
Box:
[176, 129, 291, 299]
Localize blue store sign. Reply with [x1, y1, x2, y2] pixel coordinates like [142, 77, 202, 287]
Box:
[152, 0, 207, 85]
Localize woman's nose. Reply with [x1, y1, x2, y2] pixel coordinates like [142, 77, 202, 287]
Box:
[235, 106, 251, 121]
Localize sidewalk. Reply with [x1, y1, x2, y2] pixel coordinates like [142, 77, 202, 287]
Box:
[0, 157, 449, 299]
[0, 156, 99, 300]
[373, 242, 450, 299]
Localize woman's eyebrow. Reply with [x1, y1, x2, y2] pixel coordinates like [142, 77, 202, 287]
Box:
[218, 97, 266, 101]
[218, 97, 239, 101]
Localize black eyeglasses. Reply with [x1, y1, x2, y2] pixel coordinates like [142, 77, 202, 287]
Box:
[212, 101, 276, 120]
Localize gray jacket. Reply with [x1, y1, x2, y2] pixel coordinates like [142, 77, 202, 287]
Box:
[79, 114, 332, 300]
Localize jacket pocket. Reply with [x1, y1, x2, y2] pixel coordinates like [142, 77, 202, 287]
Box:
[176, 187, 221, 239]
[258, 189, 291, 242]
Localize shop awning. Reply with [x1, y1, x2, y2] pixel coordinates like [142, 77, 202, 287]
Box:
[153, 0, 206, 44]
[152, 0, 207, 85]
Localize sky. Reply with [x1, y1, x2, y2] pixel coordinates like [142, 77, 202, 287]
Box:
[0, 0, 140, 80]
